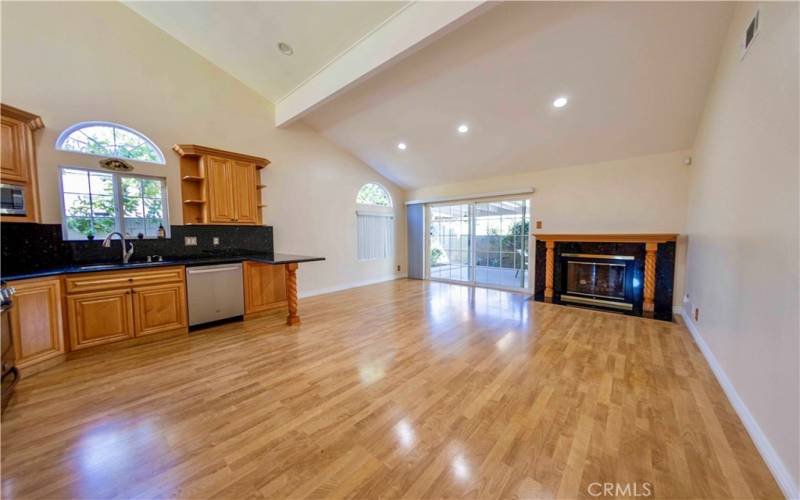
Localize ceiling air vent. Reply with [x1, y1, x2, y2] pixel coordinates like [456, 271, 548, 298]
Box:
[741, 10, 760, 60]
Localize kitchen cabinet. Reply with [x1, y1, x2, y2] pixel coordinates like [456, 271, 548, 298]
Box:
[7, 277, 64, 369]
[173, 144, 268, 226]
[67, 289, 134, 349]
[132, 282, 187, 336]
[243, 261, 287, 317]
[203, 156, 257, 224]
[231, 160, 258, 224]
[65, 267, 188, 350]
[0, 103, 43, 223]
[206, 156, 236, 223]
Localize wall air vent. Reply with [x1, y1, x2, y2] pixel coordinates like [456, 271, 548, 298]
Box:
[741, 9, 760, 60]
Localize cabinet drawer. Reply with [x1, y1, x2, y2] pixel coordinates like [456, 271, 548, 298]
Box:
[65, 266, 185, 294]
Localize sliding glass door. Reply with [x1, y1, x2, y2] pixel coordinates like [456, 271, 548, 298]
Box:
[429, 203, 472, 283]
[475, 199, 529, 289]
[428, 198, 530, 290]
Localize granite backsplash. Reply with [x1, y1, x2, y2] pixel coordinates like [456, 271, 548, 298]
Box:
[1, 222, 274, 276]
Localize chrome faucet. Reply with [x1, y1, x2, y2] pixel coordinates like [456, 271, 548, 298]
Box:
[101, 232, 134, 264]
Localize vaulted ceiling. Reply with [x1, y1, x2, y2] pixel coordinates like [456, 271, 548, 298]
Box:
[303, 2, 733, 188]
[124, 1, 408, 103]
[127, 1, 733, 190]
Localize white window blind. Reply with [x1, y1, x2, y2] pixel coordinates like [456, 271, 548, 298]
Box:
[357, 212, 394, 260]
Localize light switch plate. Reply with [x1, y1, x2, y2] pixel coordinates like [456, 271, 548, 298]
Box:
[184, 236, 198, 246]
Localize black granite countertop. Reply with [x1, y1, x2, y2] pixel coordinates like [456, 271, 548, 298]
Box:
[2, 253, 325, 281]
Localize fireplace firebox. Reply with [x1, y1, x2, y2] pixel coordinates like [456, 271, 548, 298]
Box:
[559, 253, 638, 312]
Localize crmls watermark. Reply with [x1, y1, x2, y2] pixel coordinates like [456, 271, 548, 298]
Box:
[587, 482, 653, 497]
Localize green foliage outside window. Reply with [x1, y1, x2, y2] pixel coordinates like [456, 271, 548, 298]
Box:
[357, 183, 392, 207]
[61, 168, 166, 240]
[58, 123, 163, 164]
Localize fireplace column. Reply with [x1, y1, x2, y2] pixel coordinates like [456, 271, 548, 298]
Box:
[544, 240, 555, 298]
[643, 242, 658, 312]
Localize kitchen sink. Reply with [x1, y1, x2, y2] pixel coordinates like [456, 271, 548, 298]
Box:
[77, 264, 116, 269]
[77, 260, 175, 270]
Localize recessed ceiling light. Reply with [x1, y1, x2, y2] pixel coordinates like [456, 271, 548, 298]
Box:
[457, 124, 469, 134]
[553, 97, 568, 108]
[277, 42, 294, 56]
[397, 142, 407, 150]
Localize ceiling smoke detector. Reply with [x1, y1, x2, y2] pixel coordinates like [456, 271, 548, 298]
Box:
[277, 42, 294, 56]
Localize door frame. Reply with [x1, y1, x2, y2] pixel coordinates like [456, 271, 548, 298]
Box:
[424, 194, 533, 293]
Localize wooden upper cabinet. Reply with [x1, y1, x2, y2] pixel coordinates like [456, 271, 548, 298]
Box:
[7, 277, 65, 368]
[232, 161, 258, 224]
[1, 116, 27, 182]
[0, 104, 43, 223]
[173, 144, 268, 225]
[205, 156, 236, 223]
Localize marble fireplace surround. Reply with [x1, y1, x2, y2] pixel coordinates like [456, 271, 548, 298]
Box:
[533, 234, 678, 321]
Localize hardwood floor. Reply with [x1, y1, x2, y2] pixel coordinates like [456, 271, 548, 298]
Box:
[1, 279, 782, 499]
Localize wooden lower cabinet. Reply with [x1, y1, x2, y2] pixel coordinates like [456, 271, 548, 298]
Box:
[66, 267, 188, 351]
[67, 289, 135, 349]
[243, 261, 287, 316]
[7, 277, 64, 369]
[132, 282, 187, 336]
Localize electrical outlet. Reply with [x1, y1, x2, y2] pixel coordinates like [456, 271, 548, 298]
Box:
[213, 237, 220, 246]
[184, 236, 197, 246]
[535, 220, 543, 229]
[397, 265, 401, 272]
[694, 307, 700, 322]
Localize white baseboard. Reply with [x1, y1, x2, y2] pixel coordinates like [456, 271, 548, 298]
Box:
[299, 273, 407, 299]
[680, 309, 799, 500]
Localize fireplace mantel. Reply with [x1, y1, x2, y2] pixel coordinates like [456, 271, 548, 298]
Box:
[533, 233, 678, 243]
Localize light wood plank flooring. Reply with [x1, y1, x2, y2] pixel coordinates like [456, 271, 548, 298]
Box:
[1, 279, 782, 499]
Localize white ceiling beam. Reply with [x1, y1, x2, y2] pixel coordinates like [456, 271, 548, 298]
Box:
[274, 0, 491, 127]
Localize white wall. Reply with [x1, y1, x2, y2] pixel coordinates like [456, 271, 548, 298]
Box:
[1, 1, 406, 295]
[684, 2, 799, 496]
[408, 150, 691, 306]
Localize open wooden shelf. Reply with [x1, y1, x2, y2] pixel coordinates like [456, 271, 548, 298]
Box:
[256, 184, 266, 189]
[183, 199, 206, 204]
[182, 175, 205, 182]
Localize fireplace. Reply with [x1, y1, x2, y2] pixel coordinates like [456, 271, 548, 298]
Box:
[560, 253, 635, 311]
[533, 234, 677, 321]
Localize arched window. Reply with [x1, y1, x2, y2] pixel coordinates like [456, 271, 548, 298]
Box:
[356, 183, 393, 260]
[56, 121, 165, 164]
[356, 182, 392, 207]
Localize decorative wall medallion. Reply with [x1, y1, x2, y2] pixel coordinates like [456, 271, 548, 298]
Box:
[98, 157, 134, 172]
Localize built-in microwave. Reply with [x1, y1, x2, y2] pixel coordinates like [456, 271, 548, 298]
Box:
[0, 184, 26, 216]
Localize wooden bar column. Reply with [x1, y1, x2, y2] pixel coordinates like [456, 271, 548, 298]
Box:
[643, 242, 658, 312]
[544, 241, 555, 298]
[284, 263, 300, 325]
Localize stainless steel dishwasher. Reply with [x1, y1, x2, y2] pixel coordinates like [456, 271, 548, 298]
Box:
[186, 263, 244, 327]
